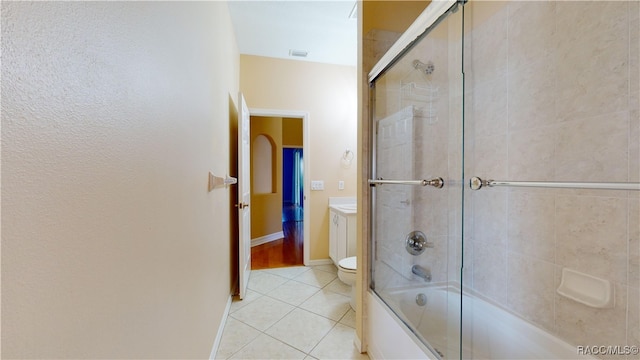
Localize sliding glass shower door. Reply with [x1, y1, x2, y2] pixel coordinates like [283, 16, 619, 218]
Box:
[369, 3, 465, 358]
[369, 1, 638, 358]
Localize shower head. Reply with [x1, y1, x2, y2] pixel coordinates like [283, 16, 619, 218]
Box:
[412, 59, 434, 75]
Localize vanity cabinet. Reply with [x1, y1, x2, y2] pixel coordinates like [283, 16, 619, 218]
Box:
[329, 208, 356, 265]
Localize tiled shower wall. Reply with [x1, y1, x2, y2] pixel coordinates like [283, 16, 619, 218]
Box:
[463, 0, 639, 349]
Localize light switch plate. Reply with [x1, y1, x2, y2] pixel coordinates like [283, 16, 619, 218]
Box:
[311, 180, 324, 191]
[338, 181, 345, 190]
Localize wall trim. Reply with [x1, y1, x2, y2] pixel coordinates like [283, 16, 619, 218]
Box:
[354, 334, 363, 354]
[209, 294, 233, 360]
[251, 231, 284, 247]
[305, 258, 334, 266]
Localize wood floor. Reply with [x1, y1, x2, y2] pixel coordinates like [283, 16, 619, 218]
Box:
[251, 205, 304, 270]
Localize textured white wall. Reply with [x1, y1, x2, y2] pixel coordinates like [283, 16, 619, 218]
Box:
[1, 2, 239, 358]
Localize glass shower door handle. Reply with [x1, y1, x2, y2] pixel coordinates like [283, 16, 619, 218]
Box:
[368, 177, 444, 188]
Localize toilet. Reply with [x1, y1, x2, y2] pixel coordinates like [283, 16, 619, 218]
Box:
[337, 256, 357, 310]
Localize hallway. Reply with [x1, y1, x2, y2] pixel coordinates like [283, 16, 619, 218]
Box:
[251, 204, 304, 270]
[215, 265, 368, 359]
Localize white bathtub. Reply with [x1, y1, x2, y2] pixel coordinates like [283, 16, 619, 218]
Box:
[367, 285, 594, 359]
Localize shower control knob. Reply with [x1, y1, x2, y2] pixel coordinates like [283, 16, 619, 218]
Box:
[405, 231, 431, 255]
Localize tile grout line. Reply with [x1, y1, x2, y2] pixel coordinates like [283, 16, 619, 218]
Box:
[286, 270, 353, 355]
[221, 265, 357, 359]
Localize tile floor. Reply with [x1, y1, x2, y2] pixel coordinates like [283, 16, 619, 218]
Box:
[215, 265, 369, 360]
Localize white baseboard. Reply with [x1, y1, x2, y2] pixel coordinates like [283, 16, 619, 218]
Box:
[209, 295, 233, 360]
[251, 231, 284, 247]
[305, 258, 334, 266]
[354, 334, 363, 353]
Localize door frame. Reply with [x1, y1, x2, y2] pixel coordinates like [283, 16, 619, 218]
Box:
[249, 108, 311, 266]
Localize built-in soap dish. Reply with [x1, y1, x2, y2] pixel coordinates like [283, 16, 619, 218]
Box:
[556, 268, 614, 308]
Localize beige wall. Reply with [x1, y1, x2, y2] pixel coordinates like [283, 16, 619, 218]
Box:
[1, 2, 239, 358]
[283, 117, 303, 147]
[240, 55, 357, 261]
[363, 0, 430, 35]
[250, 116, 284, 239]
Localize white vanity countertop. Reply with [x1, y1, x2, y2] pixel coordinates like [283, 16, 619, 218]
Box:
[329, 197, 356, 215]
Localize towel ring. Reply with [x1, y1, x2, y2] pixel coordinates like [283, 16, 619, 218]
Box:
[342, 149, 354, 167]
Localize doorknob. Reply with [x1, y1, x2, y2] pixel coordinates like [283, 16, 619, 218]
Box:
[236, 202, 250, 209]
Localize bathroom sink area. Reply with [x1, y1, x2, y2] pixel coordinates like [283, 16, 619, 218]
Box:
[331, 204, 357, 214]
[328, 196, 357, 215]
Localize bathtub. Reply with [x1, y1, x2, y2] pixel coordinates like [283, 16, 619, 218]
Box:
[367, 285, 594, 359]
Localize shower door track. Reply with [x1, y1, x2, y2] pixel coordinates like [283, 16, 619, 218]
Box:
[470, 176, 640, 191]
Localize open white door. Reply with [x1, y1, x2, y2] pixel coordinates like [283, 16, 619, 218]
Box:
[237, 92, 251, 299]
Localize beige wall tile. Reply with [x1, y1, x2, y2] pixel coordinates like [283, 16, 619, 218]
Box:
[508, 191, 555, 262]
[475, 134, 508, 180]
[508, 126, 556, 181]
[415, 190, 449, 238]
[449, 234, 462, 283]
[555, 2, 629, 121]
[462, 236, 474, 289]
[555, 195, 628, 284]
[630, 14, 639, 95]
[630, 198, 640, 288]
[507, 56, 556, 131]
[629, 286, 640, 347]
[472, 75, 508, 137]
[507, 1, 556, 72]
[415, 122, 449, 179]
[554, 111, 629, 182]
[473, 190, 507, 247]
[472, 241, 507, 305]
[465, 2, 508, 85]
[631, 0, 640, 23]
[507, 253, 555, 331]
[630, 92, 639, 184]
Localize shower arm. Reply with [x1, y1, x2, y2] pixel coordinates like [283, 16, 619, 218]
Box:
[368, 177, 444, 188]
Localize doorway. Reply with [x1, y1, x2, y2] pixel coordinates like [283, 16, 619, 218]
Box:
[282, 147, 303, 222]
[249, 110, 309, 269]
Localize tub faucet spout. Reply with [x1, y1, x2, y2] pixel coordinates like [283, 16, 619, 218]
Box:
[412, 265, 432, 282]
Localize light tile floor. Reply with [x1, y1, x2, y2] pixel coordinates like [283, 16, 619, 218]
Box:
[216, 265, 369, 360]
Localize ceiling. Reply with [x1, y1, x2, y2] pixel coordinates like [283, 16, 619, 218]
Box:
[227, 1, 358, 66]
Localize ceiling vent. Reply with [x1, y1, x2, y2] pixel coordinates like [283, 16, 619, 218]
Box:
[289, 49, 308, 58]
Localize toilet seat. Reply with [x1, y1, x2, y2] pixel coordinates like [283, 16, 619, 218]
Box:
[338, 256, 357, 273]
[337, 256, 357, 311]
